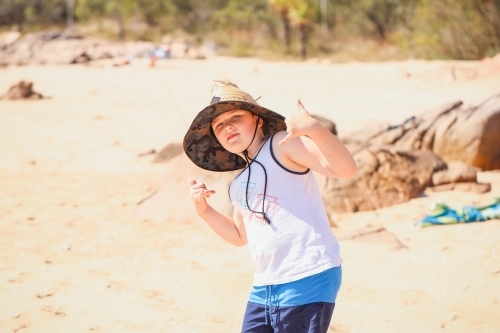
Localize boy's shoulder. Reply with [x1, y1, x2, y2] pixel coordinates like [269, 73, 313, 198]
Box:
[270, 130, 287, 155]
[270, 131, 309, 174]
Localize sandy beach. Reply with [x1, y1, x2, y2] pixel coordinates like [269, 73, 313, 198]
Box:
[1, 56, 499, 333]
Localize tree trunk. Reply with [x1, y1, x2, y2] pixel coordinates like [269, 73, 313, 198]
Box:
[366, 12, 386, 40]
[66, 0, 75, 28]
[319, 0, 328, 38]
[116, 10, 125, 41]
[299, 23, 307, 59]
[280, 9, 291, 51]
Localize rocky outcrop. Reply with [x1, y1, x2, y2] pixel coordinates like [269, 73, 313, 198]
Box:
[138, 95, 498, 221]
[346, 93, 500, 171]
[0, 30, 154, 66]
[315, 146, 447, 214]
[0, 31, 21, 48]
[431, 161, 478, 186]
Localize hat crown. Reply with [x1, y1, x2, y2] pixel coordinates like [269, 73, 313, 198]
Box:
[211, 80, 258, 105]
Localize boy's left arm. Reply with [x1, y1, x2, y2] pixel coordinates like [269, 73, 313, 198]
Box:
[278, 100, 356, 179]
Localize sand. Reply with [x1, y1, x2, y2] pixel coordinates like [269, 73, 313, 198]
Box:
[0, 56, 499, 333]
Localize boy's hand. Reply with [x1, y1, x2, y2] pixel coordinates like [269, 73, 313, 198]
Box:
[188, 178, 216, 214]
[279, 99, 320, 145]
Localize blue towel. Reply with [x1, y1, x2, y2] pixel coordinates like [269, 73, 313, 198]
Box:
[415, 197, 500, 227]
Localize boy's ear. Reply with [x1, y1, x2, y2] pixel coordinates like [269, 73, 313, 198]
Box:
[256, 116, 264, 128]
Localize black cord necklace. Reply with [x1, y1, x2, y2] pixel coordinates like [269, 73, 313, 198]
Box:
[241, 117, 271, 225]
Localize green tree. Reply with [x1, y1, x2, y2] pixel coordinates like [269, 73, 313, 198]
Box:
[269, 0, 293, 51]
[136, 0, 171, 26]
[289, 0, 318, 58]
[473, 0, 500, 55]
[0, 0, 67, 27]
[405, 0, 497, 59]
[75, 0, 136, 40]
[363, 0, 399, 40]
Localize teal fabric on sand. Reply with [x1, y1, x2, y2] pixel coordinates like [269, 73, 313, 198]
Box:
[415, 197, 500, 227]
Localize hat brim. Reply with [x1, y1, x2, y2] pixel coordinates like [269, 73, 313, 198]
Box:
[183, 100, 286, 172]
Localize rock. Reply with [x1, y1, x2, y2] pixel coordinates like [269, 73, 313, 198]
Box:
[453, 182, 491, 194]
[315, 145, 447, 213]
[0, 81, 43, 100]
[432, 161, 478, 185]
[343, 120, 388, 147]
[426, 182, 491, 194]
[431, 94, 500, 170]
[0, 31, 21, 48]
[355, 94, 500, 171]
[426, 183, 456, 192]
[0, 30, 154, 66]
[311, 114, 337, 136]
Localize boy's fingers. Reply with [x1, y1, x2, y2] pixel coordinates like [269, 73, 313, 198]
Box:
[204, 189, 216, 198]
[189, 179, 208, 191]
[297, 99, 309, 114]
[191, 182, 207, 190]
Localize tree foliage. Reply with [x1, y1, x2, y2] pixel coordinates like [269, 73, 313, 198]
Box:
[0, 0, 498, 59]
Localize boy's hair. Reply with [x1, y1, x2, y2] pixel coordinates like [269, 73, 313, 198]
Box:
[183, 81, 286, 172]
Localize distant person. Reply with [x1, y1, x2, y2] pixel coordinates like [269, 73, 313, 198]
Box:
[184, 41, 191, 58]
[149, 43, 171, 67]
[184, 81, 356, 332]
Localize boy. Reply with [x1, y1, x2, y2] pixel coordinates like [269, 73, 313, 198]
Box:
[184, 81, 356, 333]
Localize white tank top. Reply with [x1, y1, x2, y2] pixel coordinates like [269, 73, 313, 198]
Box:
[229, 134, 342, 286]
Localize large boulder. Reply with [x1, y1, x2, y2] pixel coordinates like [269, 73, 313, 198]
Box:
[315, 145, 447, 214]
[345, 93, 500, 171]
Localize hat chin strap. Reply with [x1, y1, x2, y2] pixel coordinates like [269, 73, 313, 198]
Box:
[242, 117, 271, 225]
[241, 116, 260, 158]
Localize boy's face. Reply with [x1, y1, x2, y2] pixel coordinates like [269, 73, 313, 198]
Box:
[211, 109, 263, 153]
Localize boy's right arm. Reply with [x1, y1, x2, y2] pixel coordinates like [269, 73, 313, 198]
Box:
[188, 178, 247, 247]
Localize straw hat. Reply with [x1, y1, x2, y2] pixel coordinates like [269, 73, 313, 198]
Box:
[183, 81, 286, 172]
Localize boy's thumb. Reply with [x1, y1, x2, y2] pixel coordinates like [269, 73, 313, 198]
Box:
[188, 178, 197, 185]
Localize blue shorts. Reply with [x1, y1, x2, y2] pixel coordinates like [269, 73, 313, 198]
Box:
[241, 266, 342, 333]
